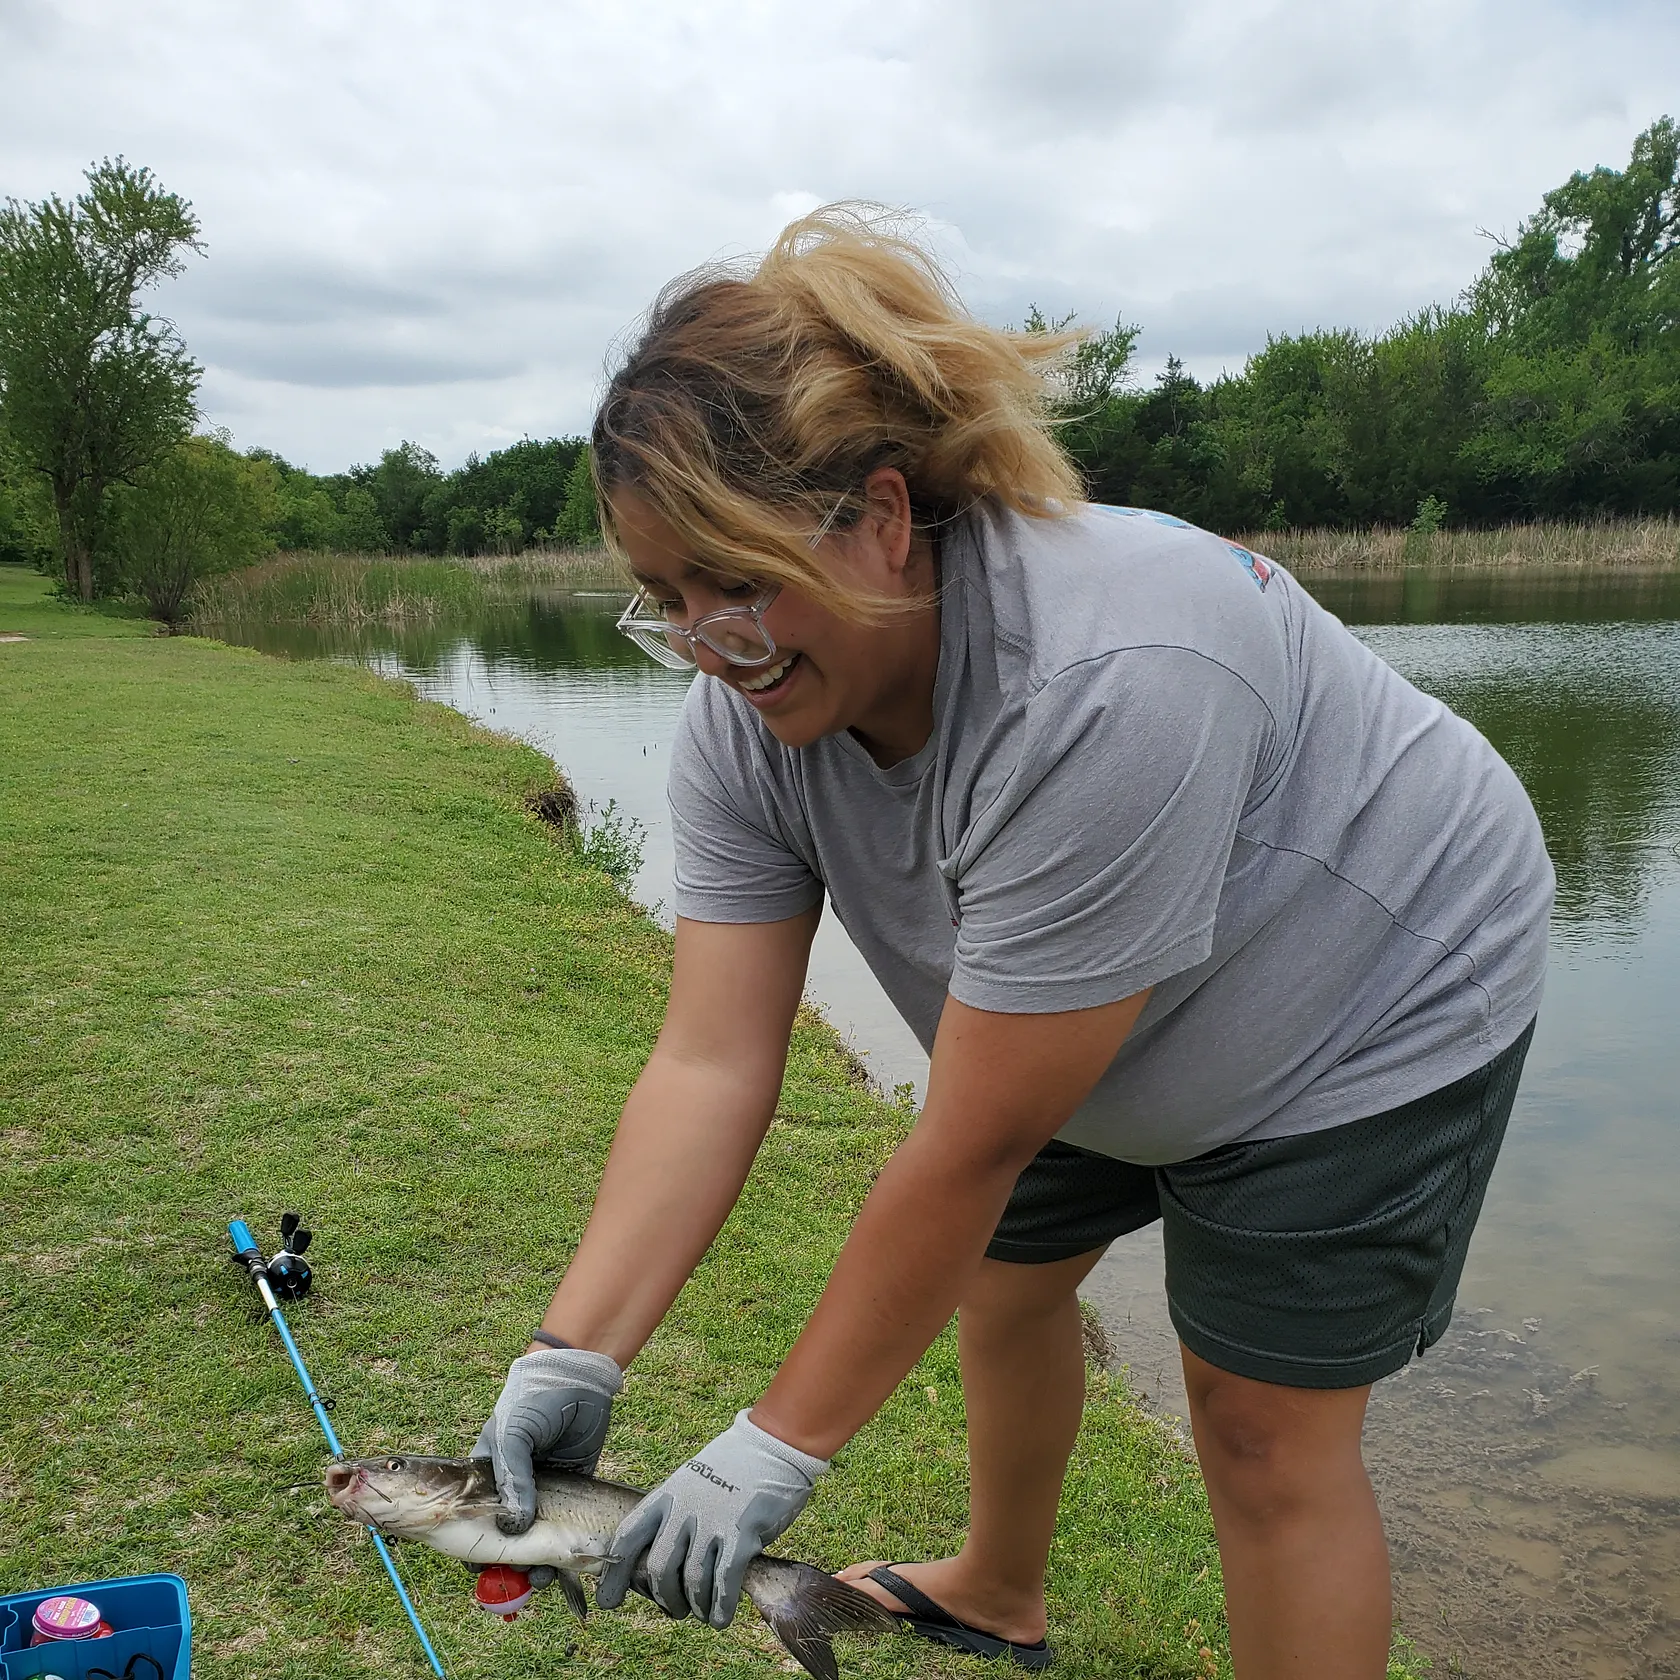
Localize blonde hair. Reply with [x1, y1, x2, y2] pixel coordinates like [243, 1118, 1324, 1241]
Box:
[591, 203, 1084, 617]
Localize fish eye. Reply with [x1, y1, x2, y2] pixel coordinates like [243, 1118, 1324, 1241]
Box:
[385, 1458, 404, 1472]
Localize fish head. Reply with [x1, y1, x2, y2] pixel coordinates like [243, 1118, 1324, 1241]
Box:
[324, 1453, 495, 1536]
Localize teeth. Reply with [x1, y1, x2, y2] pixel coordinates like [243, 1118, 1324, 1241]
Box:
[740, 655, 795, 693]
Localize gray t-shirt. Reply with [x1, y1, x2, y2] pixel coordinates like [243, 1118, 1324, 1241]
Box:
[669, 502, 1553, 1164]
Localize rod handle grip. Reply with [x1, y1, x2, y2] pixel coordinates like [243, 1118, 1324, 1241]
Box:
[228, 1218, 266, 1272]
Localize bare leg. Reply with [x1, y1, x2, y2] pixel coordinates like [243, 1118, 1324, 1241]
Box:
[1181, 1345, 1390, 1679]
[838, 1248, 1105, 1644]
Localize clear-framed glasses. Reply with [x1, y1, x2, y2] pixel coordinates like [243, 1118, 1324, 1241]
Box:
[614, 493, 849, 670]
[616, 585, 782, 670]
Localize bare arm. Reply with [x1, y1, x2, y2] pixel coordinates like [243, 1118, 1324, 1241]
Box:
[533, 909, 820, 1366]
[752, 987, 1150, 1458]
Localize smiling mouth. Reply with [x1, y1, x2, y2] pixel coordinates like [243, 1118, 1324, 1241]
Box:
[737, 652, 800, 696]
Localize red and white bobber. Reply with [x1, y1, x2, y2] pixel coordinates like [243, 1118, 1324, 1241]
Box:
[473, 1566, 535, 1621]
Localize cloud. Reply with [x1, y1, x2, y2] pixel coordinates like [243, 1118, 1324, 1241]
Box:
[2, 0, 1674, 467]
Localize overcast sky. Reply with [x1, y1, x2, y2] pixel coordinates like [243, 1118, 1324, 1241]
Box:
[2, 0, 1674, 471]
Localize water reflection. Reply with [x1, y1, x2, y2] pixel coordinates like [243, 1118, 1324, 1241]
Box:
[1356, 622, 1680, 941]
[226, 588, 645, 672]
[1312, 564, 1680, 626]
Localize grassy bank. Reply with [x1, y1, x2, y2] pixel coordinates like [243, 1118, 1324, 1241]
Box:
[0, 567, 1426, 1678]
[1244, 516, 1680, 573]
[189, 545, 625, 633]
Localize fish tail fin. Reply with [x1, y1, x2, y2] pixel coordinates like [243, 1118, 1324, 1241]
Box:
[744, 1557, 900, 1680]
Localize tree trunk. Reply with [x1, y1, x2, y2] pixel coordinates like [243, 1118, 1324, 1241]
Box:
[52, 481, 95, 602]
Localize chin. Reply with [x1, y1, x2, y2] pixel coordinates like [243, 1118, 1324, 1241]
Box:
[759, 707, 838, 750]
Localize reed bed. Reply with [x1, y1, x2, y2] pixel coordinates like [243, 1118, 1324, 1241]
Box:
[190, 546, 625, 630]
[192, 520, 1680, 636]
[1240, 518, 1680, 573]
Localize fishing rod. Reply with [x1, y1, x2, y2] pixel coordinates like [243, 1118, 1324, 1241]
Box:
[228, 1216, 449, 1679]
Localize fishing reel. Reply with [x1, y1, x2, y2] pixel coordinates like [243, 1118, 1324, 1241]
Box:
[229, 1212, 314, 1300]
[269, 1212, 315, 1300]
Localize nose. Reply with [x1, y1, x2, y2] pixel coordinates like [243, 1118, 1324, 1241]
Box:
[691, 642, 733, 679]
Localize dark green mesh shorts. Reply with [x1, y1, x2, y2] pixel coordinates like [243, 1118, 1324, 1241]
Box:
[986, 1022, 1535, 1389]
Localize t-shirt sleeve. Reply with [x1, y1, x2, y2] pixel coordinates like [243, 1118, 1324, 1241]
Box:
[946, 647, 1272, 1013]
[668, 680, 825, 924]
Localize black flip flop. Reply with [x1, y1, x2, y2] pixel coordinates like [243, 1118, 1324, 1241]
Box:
[866, 1565, 1055, 1670]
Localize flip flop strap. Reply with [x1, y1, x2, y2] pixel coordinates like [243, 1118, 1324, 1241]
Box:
[866, 1565, 963, 1629]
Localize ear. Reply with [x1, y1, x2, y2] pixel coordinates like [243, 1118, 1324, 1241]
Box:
[856, 466, 916, 578]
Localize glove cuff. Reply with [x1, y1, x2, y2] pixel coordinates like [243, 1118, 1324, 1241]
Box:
[514, 1345, 625, 1394]
[733, 1408, 830, 1481]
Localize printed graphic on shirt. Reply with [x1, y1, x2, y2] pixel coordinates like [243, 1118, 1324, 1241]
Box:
[1225, 542, 1273, 591]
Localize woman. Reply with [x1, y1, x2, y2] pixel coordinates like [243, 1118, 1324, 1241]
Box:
[473, 207, 1552, 1676]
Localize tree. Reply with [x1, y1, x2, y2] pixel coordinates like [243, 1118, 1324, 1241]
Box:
[0, 159, 203, 600]
[552, 445, 601, 544]
[0, 436, 52, 567]
[334, 485, 389, 552]
[1474, 116, 1678, 355]
[351, 441, 441, 549]
[108, 433, 277, 625]
[1466, 117, 1680, 514]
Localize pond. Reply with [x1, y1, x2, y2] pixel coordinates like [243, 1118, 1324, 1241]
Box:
[228, 564, 1680, 1680]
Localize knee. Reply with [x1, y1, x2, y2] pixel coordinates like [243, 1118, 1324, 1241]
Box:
[959, 1257, 1084, 1342]
[1189, 1372, 1367, 1527]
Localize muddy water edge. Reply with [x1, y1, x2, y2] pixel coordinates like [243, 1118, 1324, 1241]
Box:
[223, 564, 1680, 1680]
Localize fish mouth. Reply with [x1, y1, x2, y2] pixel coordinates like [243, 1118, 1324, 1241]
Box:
[324, 1462, 363, 1505]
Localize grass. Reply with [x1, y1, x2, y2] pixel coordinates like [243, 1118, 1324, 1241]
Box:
[0, 564, 161, 639]
[0, 572, 1428, 1679]
[1241, 516, 1680, 573]
[190, 546, 625, 632]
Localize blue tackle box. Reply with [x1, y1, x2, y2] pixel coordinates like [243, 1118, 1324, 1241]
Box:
[0, 1576, 190, 1679]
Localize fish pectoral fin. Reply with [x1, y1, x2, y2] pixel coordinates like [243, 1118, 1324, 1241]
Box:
[557, 1569, 590, 1621]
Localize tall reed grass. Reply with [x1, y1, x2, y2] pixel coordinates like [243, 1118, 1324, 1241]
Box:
[190, 546, 625, 629]
[194, 519, 1680, 633]
[1240, 518, 1680, 573]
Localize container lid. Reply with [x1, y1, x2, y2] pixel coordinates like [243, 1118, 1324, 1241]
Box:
[32, 1595, 103, 1637]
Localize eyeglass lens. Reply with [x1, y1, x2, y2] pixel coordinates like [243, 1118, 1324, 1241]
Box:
[695, 615, 774, 662]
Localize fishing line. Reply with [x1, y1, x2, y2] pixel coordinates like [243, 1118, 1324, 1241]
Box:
[227, 1217, 450, 1679]
[87, 1656, 165, 1680]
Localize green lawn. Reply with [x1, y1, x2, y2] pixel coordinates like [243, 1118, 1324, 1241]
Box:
[0, 564, 159, 638]
[0, 575, 1423, 1678]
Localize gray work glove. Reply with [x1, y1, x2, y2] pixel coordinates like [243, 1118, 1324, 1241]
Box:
[472, 1346, 624, 1535]
[595, 1409, 828, 1628]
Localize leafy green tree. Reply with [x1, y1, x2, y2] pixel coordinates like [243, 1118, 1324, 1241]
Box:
[352, 441, 442, 549]
[1462, 116, 1679, 516]
[0, 438, 52, 567]
[0, 159, 202, 600]
[1474, 116, 1677, 355]
[552, 445, 601, 544]
[484, 503, 524, 554]
[333, 485, 388, 552]
[109, 433, 278, 624]
[425, 436, 585, 553]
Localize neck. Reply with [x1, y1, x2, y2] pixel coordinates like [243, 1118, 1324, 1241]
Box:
[848, 541, 941, 768]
